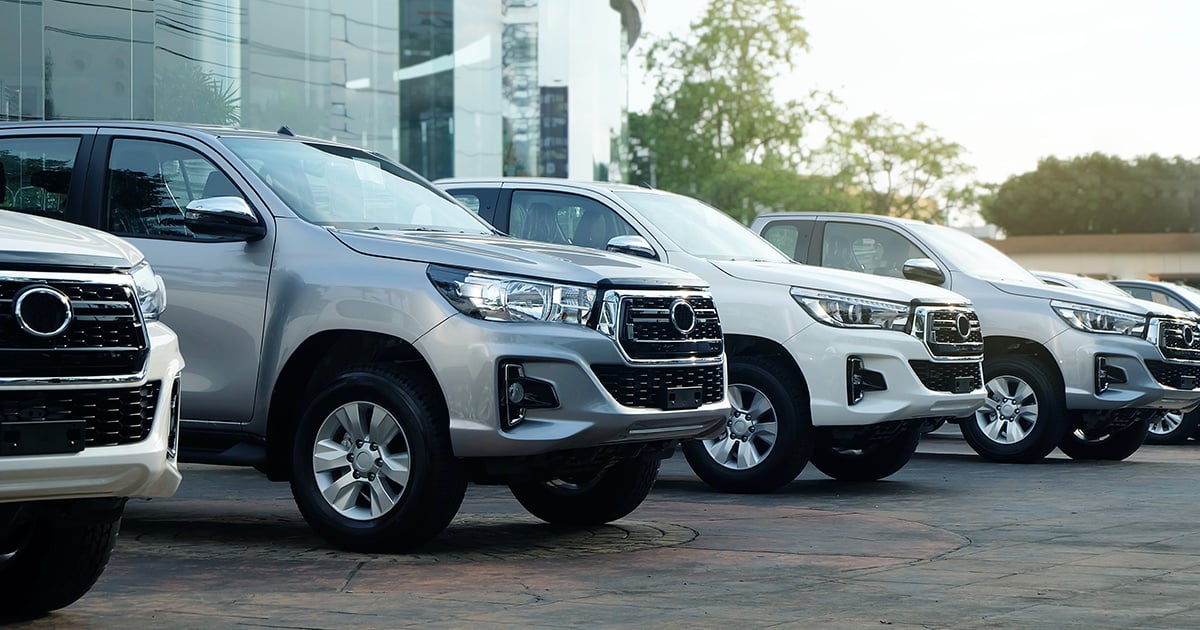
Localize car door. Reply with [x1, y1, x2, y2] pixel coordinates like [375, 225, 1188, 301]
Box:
[84, 130, 274, 424]
[0, 129, 96, 226]
[817, 220, 935, 281]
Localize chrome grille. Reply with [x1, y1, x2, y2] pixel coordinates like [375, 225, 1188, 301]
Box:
[0, 277, 148, 379]
[616, 294, 723, 361]
[0, 382, 160, 447]
[923, 308, 984, 358]
[592, 364, 724, 409]
[1156, 319, 1200, 361]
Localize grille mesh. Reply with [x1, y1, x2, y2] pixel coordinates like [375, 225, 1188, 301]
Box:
[1145, 360, 1200, 390]
[0, 382, 161, 447]
[592, 364, 724, 409]
[617, 295, 723, 360]
[909, 360, 983, 393]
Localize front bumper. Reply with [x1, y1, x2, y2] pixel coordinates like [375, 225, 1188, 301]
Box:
[0, 322, 184, 503]
[417, 314, 730, 457]
[1052, 327, 1200, 412]
[786, 326, 986, 428]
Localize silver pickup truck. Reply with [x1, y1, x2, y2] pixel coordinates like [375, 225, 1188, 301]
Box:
[0, 121, 730, 552]
[0, 210, 183, 616]
[754, 212, 1200, 463]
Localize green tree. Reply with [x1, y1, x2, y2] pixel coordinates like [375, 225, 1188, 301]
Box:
[155, 61, 240, 126]
[819, 113, 976, 222]
[983, 153, 1200, 235]
[628, 0, 833, 223]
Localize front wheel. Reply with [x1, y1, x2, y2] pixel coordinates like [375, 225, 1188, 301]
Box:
[1059, 419, 1150, 461]
[810, 423, 922, 482]
[1145, 409, 1200, 445]
[290, 364, 467, 553]
[960, 355, 1067, 463]
[682, 356, 812, 493]
[509, 456, 661, 525]
[0, 500, 123, 616]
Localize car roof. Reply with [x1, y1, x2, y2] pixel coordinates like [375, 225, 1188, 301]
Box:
[753, 211, 930, 227]
[0, 120, 336, 145]
[435, 176, 656, 195]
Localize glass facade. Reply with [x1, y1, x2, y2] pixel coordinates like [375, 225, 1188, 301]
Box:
[0, 0, 641, 182]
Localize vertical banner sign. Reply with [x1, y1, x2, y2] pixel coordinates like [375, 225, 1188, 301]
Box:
[539, 86, 568, 177]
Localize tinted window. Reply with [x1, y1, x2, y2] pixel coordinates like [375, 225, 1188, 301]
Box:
[821, 222, 924, 278]
[106, 138, 242, 239]
[445, 187, 500, 222]
[509, 190, 637, 249]
[761, 220, 814, 262]
[0, 136, 80, 220]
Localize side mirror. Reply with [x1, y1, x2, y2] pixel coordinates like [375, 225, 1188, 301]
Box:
[902, 258, 945, 285]
[185, 196, 267, 241]
[605, 235, 657, 259]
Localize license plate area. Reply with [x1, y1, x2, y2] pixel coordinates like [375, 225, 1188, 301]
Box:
[663, 386, 704, 410]
[0, 420, 87, 456]
[953, 376, 976, 394]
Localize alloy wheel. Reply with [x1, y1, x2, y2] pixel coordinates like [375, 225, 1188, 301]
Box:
[702, 383, 779, 470]
[311, 400, 411, 521]
[1149, 412, 1183, 436]
[976, 375, 1040, 445]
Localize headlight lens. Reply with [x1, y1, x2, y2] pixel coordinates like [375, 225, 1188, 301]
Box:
[130, 259, 167, 322]
[1052, 301, 1145, 336]
[428, 265, 595, 325]
[791, 289, 910, 331]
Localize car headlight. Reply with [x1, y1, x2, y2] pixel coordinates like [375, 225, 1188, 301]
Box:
[791, 289, 910, 331]
[1052, 301, 1145, 336]
[130, 259, 167, 322]
[428, 265, 595, 325]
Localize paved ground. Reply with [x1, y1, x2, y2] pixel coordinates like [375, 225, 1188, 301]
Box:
[7, 433, 1200, 629]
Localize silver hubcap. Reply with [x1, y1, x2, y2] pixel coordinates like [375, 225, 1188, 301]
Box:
[1150, 412, 1182, 436]
[311, 401, 411, 521]
[702, 383, 778, 470]
[976, 375, 1040, 445]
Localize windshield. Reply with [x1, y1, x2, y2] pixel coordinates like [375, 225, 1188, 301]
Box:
[908, 223, 1038, 283]
[221, 138, 493, 234]
[1062, 275, 1130, 297]
[614, 191, 790, 262]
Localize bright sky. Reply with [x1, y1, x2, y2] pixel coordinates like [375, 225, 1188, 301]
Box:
[629, 0, 1200, 185]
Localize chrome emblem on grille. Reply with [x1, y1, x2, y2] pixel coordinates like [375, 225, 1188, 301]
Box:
[1184, 325, 1197, 347]
[14, 286, 73, 338]
[669, 299, 696, 335]
[955, 313, 972, 341]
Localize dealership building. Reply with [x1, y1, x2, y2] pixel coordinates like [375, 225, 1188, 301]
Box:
[0, 0, 644, 181]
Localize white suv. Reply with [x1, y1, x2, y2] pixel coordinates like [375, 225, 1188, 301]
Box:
[439, 179, 986, 492]
[0, 211, 183, 616]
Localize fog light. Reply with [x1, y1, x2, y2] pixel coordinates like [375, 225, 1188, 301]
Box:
[499, 362, 559, 430]
[1095, 356, 1127, 394]
[167, 376, 181, 460]
[847, 356, 887, 405]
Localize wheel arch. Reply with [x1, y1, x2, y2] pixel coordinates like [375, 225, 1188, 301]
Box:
[983, 335, 1065, 391]
[263, 330, 445, 481]
[724, 334, 811, 404]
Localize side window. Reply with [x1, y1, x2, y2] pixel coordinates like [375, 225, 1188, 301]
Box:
[1125, 287, 1152, 301]
[509, 190, 637, 250]
[445, 187, 500, 223]
[761, 220, 814, 262]
[106, 138, 244, 240]
[1146, 289, 1188, 311]
[821, 222, 924, 278]
[0, 136, 80, 220]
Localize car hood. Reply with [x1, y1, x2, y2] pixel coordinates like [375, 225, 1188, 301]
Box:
[0, 210, 142, 269]
[333, 229, 706, 289]
[992, 279, 1191, 318]
[708, 259, 970, 304]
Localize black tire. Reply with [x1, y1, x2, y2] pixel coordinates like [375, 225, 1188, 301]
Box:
[810, 423, 922, 482]
[1145, 409, 1200, 445]
[0, 501, 122, 616]
[918, 418, 947, 434]
[1059, 419, 1150, 461]
[961, 355, 1068, 463]
[682, 356, 812, 493]
[289, 364, 467, 553]
[510, 456, 661, 525]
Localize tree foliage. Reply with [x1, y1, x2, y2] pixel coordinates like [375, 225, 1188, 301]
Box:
[629, 0, 834, 223]
[629, 0, 978, 225]
[983, 153, 1200, 235]
[819, 114, 976, 222]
